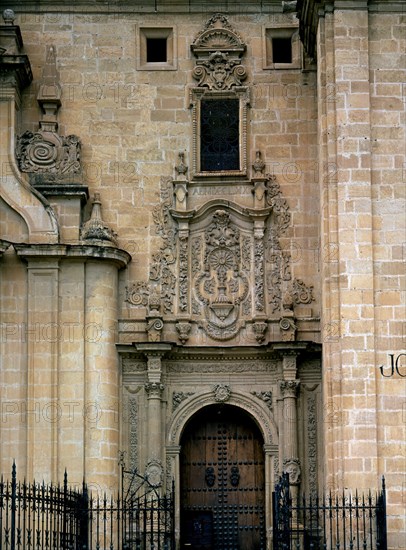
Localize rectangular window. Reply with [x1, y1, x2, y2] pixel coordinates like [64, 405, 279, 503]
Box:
[146, 38, 167, 63]
[263, 26, 302, 70]
[137, 27, 176, 70]
[272, 37, 292, 64]
[200, 99, 240, 172]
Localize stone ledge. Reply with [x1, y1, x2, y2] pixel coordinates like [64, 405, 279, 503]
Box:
[13, 242, 131, 267]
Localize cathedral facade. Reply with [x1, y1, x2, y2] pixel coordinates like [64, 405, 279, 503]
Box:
[0, 1, 404, 547]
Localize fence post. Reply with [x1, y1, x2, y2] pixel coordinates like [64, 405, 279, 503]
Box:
[78, 480, 89, 550]
[377, 476, 388, 550]
[10, 462, 16, 550]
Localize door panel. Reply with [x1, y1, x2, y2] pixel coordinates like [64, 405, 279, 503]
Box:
[180, 405, 265, 550]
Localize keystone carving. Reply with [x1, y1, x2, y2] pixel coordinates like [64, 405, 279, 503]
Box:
[213, 384, 231, 402]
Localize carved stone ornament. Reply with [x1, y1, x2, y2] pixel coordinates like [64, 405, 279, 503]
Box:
[192, 50, 247, 91]
[145, 459, 163, 488]
[253, 321, 268, 344]
[172, 391, 195, 411]
[251, 390, 273, 410]
[279, 380, 300, 399]
[291, 278, 315, 305]
[191, 13, 246, 57]
[175, 151, 188, 179]
[265, 175, 292, 313]
[252, 150, 266, 176]
[213, 384, 231, 402]
[16, 45, 81, 175]
[16, 131, 81, 174]
[145, 382, 164, 398]
[279, 317, 296, 342]
[146, 318, 164, 342]
[194, 210, 249, 341]
[125, 282, 148, 307]
[176, 321, 192, 345]
[81, 193, 117, 244]
[283, 458, 301, 485]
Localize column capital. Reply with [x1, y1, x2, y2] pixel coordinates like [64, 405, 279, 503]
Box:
[145, 382, 165, 399]
[279, 379, 300, 398]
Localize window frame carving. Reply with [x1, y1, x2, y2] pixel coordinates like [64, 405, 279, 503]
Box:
[189, 14, 250, 180]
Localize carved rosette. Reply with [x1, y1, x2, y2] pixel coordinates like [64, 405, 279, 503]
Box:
[213, 384, 231, 402]
[194, 210, 249, 341]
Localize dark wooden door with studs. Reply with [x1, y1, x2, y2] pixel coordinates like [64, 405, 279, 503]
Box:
[180, 404, 266, 549]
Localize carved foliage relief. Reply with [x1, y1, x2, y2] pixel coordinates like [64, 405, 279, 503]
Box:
[193, 210, 249, 341]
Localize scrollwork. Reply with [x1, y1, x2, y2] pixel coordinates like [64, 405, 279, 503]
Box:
[16, 131, 81, 174]
[125, 282, 149, 307]
[172, 391, 195, 411]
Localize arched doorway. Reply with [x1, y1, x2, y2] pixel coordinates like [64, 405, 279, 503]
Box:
[180, 404, 265, 549]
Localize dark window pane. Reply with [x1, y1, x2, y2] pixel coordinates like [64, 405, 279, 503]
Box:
[200, 99, 240, 172]
[272, 37, 292, 63]
[146, 38, 167, 62]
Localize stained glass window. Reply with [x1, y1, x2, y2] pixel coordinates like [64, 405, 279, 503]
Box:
[200, 99, 240, 172]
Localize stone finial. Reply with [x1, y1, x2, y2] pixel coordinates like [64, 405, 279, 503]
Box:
[37, 45, 61, 132]
[81, 193, 117, 244]
[252, 150, 265, 176]
[175, 152, 188, 178]
[2, 9, 15, 25]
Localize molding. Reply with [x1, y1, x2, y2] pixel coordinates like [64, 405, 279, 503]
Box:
[167, 389, 279, 446]
[14, 243, 131, 268]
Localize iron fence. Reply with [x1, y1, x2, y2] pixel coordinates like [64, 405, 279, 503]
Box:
[272, 473, 387, 550]
[0, 463, 175, 550]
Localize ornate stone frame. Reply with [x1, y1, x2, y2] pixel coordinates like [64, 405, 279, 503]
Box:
[189, 14, 250, 180]
[190, 87, 250, 178]
[166, 389, 279, 547]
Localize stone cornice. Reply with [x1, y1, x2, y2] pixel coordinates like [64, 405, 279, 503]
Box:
[13, 242, 131, 267]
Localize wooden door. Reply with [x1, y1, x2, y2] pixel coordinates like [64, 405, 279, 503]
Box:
[180, 405, 265, 550]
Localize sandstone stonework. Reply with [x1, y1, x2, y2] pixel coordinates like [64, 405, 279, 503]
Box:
[0, 2, 404, 547]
